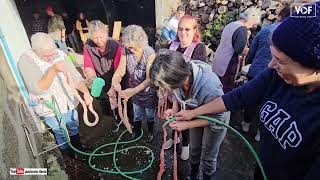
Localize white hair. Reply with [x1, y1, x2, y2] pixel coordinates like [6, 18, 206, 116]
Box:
[121, 25, 148, 49]
[239, 7, 262, 24]
[31, 32, 57, 52]
[88, 20, 109, 38]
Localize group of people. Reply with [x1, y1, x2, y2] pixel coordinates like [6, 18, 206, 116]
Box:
[32, 6, 91, 53]
[18, 1, 319, 180]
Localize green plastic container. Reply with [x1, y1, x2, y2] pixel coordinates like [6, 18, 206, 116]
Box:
[67, 53, 76, 63]
[90, 77, 105, 97]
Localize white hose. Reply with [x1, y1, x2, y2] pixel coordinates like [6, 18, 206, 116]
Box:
[65, 72, 99, 127]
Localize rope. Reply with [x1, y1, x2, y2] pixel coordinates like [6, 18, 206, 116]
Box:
[157, 126, 167, 180]
[173, 130, 178, 180]
[157, 117, 178, 180]
[117, 93, 132, 134]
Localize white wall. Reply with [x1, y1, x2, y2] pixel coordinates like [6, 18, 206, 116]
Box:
[0, 0, 31, 63]
[0, 0, 32, 105]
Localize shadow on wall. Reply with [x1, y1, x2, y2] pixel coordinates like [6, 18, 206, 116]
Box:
[0, 44, 46, 179]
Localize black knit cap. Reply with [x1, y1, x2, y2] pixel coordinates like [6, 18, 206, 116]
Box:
[272, 1, 320, 69]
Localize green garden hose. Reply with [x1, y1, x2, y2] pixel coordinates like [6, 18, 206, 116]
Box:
[169, 116, 268, 180]
[45, 100, 154, 180]
[46, 100, 267, 180]
[62, 126, 155, 180]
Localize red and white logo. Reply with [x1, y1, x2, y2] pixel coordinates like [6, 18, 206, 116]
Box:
[16, 168, 24, 175]
[10, 168, 47, 175]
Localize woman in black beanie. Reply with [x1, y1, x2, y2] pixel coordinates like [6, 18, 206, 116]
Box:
[172, 2, 320, 180]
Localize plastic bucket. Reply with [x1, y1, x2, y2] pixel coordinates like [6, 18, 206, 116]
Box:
[90, 77, 105, 97]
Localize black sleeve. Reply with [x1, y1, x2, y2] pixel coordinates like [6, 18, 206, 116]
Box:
[191, 43, 208, 62]
[222, 68, 274, 111]
[232, 26, 248, 55]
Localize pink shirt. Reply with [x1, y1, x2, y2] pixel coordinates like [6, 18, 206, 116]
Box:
[83, 47, 94, 70]
[83, 46, 122, 71]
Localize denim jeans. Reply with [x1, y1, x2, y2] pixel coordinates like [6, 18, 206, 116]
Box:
[189, 124, 227, 176]
[44, 109, 79, 149]
[162, 28, 176, 41]
[133, 103, 156, 122]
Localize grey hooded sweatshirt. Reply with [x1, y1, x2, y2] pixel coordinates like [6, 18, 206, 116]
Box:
[175, 60, 230, 129]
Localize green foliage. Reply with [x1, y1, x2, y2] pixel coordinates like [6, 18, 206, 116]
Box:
[202, 11, 237, 49]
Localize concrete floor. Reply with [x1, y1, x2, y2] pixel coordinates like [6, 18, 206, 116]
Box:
[75, 99, 258, 180]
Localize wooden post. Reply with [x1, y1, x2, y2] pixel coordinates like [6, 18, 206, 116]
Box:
[112, 21, 122, 41]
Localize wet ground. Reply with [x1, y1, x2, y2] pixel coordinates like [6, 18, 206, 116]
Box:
[74, 98, 259, 180]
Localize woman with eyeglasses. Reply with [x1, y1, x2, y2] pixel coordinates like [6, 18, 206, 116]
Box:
[162, 15, 207, 161]
[111, 25, 158, 143]
[167, 15, 207, 63]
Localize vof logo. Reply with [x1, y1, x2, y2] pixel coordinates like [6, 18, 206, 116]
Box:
[291, 3, 317, 18]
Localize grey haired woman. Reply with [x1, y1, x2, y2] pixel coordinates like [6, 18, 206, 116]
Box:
[212, 7, 262, 93]
[83, 20, 128, 133]
[111, 25, 158, 142]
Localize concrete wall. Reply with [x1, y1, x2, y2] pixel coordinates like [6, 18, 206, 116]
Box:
[0, 0, 31, 63]
[0, 44, 46, 180]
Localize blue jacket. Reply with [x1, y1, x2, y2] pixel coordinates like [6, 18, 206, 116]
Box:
[175, 60, 230, 129]
[223, 68, 320, 180]
[247, 23, 280, 78]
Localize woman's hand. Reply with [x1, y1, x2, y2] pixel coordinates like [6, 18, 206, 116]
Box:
[111, 81, 122, 92]
[241, 46, 249, 57]
[164, 109, 177, 119]
[174, 110, 196, 121]
[169, 121, 190, 132]
[84, 68, 96, 84]
[107, 87, 117, 98]
[120, 88, 137, 101]
[52, 61, 67, 73]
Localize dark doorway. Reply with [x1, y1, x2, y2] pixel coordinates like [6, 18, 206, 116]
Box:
[14, 0, 156, 45]
[112, 0, 155, 27]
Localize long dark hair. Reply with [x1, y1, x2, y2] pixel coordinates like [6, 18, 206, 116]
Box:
[150, 49, 191, 89]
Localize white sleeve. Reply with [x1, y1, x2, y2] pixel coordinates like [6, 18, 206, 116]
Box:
[165, 16, 179, 32]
